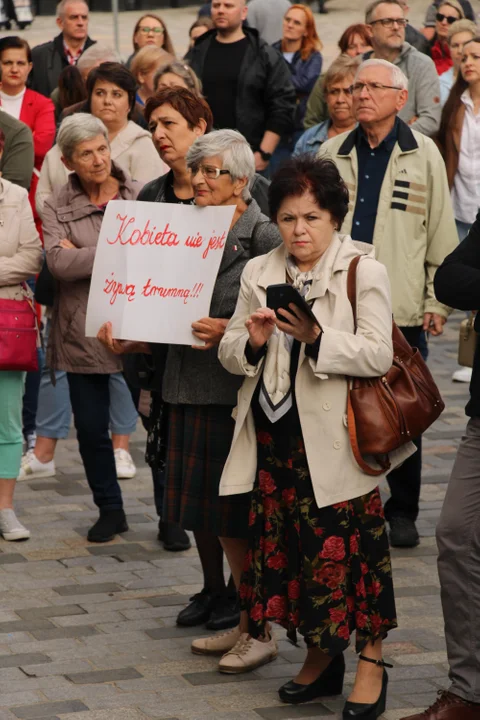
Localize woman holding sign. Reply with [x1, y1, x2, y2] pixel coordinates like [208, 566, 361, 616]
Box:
[98, 127, 281, 645]
[42, 114, 140, 544]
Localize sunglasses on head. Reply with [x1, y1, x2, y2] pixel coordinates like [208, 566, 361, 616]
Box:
[436, 12, 459, 23]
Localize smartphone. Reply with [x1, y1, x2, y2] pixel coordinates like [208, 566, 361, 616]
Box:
[266, 283, 318, 325]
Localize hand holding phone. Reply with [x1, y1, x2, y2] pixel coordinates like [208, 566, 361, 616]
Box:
[266, 283, 321, 345]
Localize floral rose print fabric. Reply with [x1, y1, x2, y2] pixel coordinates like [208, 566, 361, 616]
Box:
[240, 415, 397, 655]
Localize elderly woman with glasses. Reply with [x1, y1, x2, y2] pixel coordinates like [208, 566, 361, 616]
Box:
[42, 114, 139, 544]
[97, 129, 281, 652]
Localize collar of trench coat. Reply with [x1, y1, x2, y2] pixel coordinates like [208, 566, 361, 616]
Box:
[255, 231, 377, 305]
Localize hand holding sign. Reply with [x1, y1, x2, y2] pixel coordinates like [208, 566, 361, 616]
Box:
[85, 201, 235, 346]
[191, 317, 229, 350]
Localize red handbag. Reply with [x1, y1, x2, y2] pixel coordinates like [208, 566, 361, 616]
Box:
[0, 296, 38, 372]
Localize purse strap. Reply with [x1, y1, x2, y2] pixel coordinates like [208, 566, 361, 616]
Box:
[346, 255, 390, 477]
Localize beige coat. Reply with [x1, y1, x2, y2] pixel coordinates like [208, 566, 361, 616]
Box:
[318, 121, 457, 328]
[218, 233, 415, 510]
[0, 178, 42, 301]
[36, 120, 167, 219]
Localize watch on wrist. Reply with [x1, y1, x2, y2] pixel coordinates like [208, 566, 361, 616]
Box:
[258, 149, 272, 162]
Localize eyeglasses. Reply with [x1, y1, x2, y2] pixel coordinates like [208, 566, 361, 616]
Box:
[190, 164, 231, 180]
[139, 25, 164, 34]
[369, 17, 408, 28]
[436, 12, 458, 24]
[350, 81, 403, 95]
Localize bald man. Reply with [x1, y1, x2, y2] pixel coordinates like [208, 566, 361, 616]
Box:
[187, 0, 296, 176]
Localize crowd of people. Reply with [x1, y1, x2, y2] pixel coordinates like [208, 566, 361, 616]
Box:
[0, 0, 480, 718]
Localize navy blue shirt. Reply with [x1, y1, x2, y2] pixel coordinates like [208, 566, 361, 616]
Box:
[351, 118, 399, 244]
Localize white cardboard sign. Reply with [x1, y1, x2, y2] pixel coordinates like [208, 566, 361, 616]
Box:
[85, 200, 235, 345]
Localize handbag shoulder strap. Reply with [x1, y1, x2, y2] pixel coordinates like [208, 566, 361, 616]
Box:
[347, 255, 362, 331]
[345, 254, 391, 477]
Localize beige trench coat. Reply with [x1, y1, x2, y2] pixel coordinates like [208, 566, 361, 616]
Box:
[0, 178, 42, 301]
[218, 233, 416, 510]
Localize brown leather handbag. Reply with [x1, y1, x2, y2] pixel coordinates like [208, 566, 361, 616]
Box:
[346, 256, 445, 476]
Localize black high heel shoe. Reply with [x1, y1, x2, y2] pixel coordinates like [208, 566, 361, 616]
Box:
[278, 652, 345, 704]
[342, 655, 392, 719]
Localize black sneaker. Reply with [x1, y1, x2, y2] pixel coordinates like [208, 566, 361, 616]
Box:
[206, 595, 240, 631]
[158, 521, 191, 552]
[176, 589, 214, 627]
[388, 516, 420, 548]
[87, 509, 128, 543]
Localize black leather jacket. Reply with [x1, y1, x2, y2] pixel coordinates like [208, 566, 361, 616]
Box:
[30, 33, 96, 98]
[186, 27, 296, 151]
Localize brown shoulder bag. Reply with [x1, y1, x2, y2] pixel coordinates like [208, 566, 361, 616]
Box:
[346, 255, 445, 476]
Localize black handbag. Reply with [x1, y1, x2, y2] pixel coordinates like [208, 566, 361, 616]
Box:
[121, 344, 168, 392]
[34, 259, 55, 307]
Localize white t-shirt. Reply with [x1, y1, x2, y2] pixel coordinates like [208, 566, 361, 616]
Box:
[452, 90, 480, 224]
[283, 51, 295, 64]
[0, 88, 26, 120]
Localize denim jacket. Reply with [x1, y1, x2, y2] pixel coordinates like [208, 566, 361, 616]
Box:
[272, 42, 322, 131]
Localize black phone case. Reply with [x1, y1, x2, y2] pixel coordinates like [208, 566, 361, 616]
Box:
[266, 284, 318, 324]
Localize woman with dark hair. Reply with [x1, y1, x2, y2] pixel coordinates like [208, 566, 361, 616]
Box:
[428, 0, 464, 74]
[188, 16, 214, 50]
[437, 36, 480, 384]
[337, 23, 372, 57]
[269, 4, 322, 172]
[127, 13, 175, 67]
[36, 62, 166, 215]
[218, 156, 404, 716]
[57, 65, 88, 119]
[0, 36, 55, 231]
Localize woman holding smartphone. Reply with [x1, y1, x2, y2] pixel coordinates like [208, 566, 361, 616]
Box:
[218, 155, 413, 719]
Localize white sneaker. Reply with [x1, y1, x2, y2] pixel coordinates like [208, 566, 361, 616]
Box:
[452, 366, 473, 383]
[0, 509, 30, 541]
[218, 632, 278, 674]
[17, 450, 56, 481]
[114, 449, 136, 479]
[191, 626, 242, 656]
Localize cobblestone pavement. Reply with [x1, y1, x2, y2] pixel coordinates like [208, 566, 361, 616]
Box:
[0, 313, 469, 720]
[0, 1, 470, 717]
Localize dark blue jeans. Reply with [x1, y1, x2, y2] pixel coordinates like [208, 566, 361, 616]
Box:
[384, 326, 426, 522]
[67, 373, 123, 511]
[22, 346, 45, 439]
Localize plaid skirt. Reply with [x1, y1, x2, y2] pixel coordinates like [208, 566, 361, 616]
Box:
[163, 403, 251, 538]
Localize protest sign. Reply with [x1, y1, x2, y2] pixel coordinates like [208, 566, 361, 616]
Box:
[85, 200, 235, 345]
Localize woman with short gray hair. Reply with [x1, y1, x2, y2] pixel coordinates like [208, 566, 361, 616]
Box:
[186, 129, 255, 202]
[96, 128, 282, 649]
[56, 113, 109, 161]
[41, 114, 140, 544]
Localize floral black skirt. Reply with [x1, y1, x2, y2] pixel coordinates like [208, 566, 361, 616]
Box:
[240, 395, 397, 655]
